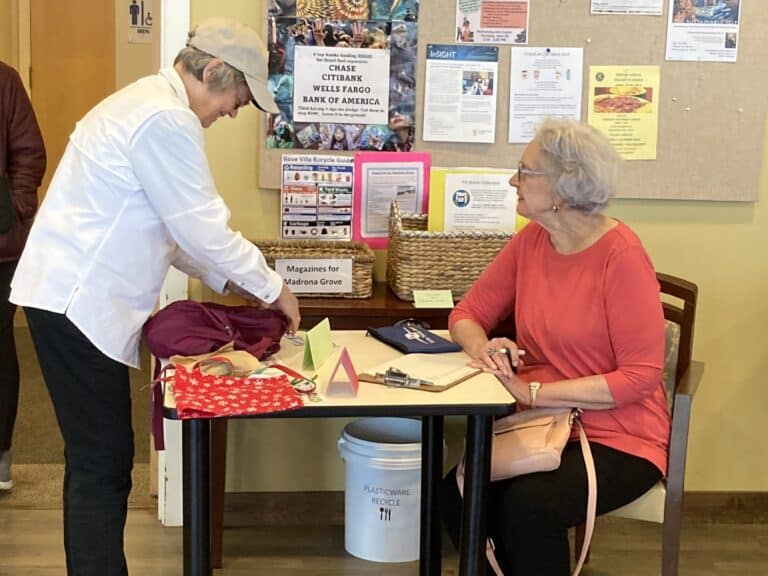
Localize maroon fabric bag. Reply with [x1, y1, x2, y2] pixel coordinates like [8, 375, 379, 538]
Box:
[143, 300, 288, 360]
[142, 300, 289, 449]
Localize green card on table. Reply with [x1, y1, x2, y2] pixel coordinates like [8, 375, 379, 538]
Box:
[303, 317, 333, 371]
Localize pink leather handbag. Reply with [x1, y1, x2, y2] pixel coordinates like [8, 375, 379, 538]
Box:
[490, 407, 578, 480]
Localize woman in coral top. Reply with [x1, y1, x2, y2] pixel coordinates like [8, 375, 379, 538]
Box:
[441, 118, 671, 575]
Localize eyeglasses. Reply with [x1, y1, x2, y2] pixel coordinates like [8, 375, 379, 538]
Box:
[517, 161, 554, 182]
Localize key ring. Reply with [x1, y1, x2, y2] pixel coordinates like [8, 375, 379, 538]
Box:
[257, 363, 318, 396]
[290, 377, 317, 394]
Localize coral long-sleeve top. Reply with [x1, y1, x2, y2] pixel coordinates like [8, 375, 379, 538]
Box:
[450, 221, 671, 475]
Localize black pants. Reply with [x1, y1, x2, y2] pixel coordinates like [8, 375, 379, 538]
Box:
[0, 260, 19, 453]
[25, 307, 134, 576]
[440, 441, 662, 576]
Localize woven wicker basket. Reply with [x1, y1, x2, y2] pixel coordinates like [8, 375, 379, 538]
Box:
[254, 240, 374, 298]
[386, 202, 513, 301]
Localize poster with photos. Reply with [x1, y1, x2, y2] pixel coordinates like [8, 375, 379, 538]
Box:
[666, 0, 740, 62]
[267, 0, 420, 152]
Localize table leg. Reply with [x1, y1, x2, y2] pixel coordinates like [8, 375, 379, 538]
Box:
[183, 419, 212, 576]
[420, 416, 444, 576]
[459, 415, 493, 576]
[210, 419, 228, 569]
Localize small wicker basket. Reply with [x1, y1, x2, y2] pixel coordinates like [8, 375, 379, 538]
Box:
[386, 202, 513, 301]
[254, 240, 375, 298]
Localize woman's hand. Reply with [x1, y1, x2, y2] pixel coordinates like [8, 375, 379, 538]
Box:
[270, 283, 301, 335]
[468, 337, 524, 378]
[495, 371, 530, 403]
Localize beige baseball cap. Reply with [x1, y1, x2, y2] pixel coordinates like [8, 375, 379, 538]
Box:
[187, 17, 279, 114]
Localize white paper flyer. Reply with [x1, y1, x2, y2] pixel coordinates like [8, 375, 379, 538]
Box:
[508, 47, 584, 143]
[665, 0, 740, 62]
[423, 44, 499, 143]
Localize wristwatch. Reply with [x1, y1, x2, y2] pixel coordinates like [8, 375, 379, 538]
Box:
[528, 381, 541, 408]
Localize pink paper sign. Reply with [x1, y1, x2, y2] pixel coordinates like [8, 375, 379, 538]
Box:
[325, 347, 360, 397]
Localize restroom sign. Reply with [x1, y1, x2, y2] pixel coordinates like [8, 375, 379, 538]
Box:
[128, 0, 153, 44]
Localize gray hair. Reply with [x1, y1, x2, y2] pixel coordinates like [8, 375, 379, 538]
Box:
[174, 45, 247, 93]
[535, 118, 620, 214]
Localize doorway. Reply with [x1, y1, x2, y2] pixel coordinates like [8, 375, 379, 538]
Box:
[30, 0, 116, 198]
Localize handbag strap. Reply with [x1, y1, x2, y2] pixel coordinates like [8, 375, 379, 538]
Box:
[572, 414, 596, 576]
[458, 410, 597, 576]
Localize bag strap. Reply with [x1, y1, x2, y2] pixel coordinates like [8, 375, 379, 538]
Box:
[151, 361, 175, 451]
[457, 410, 597, 576]
[572, 413, 596, 576]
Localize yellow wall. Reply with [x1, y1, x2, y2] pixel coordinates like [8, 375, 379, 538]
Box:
[190, 0, 768, 492]
[611, 176, 768, 491]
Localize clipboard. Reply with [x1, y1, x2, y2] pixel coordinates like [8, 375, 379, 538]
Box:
[358, 352, 481, 392]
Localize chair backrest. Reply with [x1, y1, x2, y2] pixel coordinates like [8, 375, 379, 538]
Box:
[657, 273, 703, 576]
[657, 273, 698, 395]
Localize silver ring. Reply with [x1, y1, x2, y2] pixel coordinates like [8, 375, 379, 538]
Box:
[486, 347, 496, 356]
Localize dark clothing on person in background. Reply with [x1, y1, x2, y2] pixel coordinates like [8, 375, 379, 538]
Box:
[0, 61, 46, 263]
[0, 61, 46, 457]
[0, 261, 19, 454]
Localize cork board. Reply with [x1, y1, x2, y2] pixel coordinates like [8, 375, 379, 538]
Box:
[259, 1, 766, 201]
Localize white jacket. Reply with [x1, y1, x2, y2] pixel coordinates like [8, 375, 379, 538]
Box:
[11, 67, 282, 367]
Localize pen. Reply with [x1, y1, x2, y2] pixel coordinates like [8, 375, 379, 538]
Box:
[498, 347, 525, 367]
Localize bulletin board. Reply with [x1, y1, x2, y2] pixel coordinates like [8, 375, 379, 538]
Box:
[259, 1, 766, 201]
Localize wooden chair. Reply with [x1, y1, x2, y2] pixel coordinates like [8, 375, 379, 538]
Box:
[575, 272, 704, 575]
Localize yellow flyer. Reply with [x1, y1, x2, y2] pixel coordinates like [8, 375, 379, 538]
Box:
[587, 66, 660, 160]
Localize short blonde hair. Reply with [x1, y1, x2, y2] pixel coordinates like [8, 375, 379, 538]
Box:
[535, 118, 620, 214]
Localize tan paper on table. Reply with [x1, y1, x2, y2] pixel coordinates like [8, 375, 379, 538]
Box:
[358, 352, 481, 392]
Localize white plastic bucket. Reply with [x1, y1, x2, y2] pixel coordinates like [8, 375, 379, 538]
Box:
[337, 417, 422, 562]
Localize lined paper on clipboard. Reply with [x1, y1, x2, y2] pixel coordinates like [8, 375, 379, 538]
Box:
[358, 352, 481, 392]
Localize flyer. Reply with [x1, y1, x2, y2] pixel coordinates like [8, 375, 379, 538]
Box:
[280, 154, 354, 240]
[508, 47, 583, 144]
[266, 0, 420, 151]
[423, 44, 499, 143]
[665, 0, 740, 62]
[443, 172, 517, 233]
[293, 46, 390, 126]
[587, 66, 660, 161]
[428, 167, 520, 233]
[352, 151, 431, 249]
[455, 0, 529, 45]
[590, 0, 663, 15]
